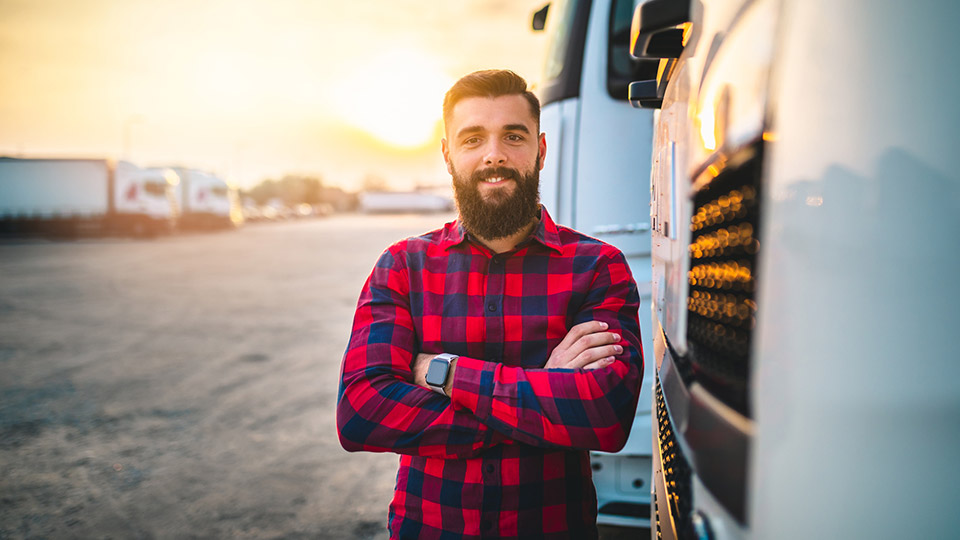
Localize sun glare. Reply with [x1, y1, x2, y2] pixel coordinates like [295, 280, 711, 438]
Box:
[331, 49, 453, 149]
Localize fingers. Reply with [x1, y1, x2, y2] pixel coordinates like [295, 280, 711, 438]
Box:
[568, 342, 623, 369]
[546, 321, 610, 369]
[583, 356, 616, 370]
[545, 321, 627, 370]
[565, 331, 622, 364]
[555, 320, 608, 351]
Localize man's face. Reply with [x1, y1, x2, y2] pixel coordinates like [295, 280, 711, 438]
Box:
[441, 95, 547, 240]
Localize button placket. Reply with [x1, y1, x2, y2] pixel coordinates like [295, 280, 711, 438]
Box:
[479, 452, 501, 536]
[483, 253, 506, 362]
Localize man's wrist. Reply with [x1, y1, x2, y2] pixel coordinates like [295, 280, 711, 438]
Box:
[425, 353, 458, 396]
[442, 357, 457, 397]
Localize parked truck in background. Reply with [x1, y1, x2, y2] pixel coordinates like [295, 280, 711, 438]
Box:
[358, 190, 453, 214]
[171, 167, 243, 229]
[532, 0, 659, 529]
[0, 157, 178, 237]
[631, 0, 960, 537]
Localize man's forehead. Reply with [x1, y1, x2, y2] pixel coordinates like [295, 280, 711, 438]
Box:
[447, 95, 537, 133]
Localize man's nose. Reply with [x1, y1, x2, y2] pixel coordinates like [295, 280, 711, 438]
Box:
[483, 140, 507, 166]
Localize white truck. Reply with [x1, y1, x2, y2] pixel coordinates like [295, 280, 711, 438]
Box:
[632, 0, 960, 538]
[0, 157, 178, 237]
[532, 0, 659, 529]
[358, 191, 454, 214]
[171, 167, 242, 229]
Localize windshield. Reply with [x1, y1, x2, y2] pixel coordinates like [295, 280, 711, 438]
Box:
[608, 0, 659, 99]
[143, 181, 168, 197]
[542, 0, 580, 83]
[608, 0, 636, 83]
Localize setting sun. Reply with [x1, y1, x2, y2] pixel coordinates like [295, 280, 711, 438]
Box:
[0, 0, 548, 187]
[331, 49, 453, 149]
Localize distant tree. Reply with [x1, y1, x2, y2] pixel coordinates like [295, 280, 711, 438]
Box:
[302, 177, 322, 205]
[279, 175, 323, 206]
[320, 185, 359, 212]
[247, 179, 279, 206]
[361, 174, 388, 192]
[246, 175, 325, 207]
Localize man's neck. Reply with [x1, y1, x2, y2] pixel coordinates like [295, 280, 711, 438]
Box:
[470, 218, 539, 255]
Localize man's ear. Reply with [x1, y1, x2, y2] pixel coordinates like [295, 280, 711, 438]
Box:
[538, 133, 547, 170]
[441, 138, 454, 175]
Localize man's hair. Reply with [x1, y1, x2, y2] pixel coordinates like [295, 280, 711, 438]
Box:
[442, 70, 541, 131]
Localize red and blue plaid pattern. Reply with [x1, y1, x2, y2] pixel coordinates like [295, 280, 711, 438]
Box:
[337, 207, 644, 539]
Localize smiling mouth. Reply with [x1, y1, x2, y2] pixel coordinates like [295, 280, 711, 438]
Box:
[482, 176, 509, 184]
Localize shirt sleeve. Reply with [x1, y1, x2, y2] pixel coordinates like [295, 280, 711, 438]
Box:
[448, 250, 644, 452]
[336, 246, 510, 459]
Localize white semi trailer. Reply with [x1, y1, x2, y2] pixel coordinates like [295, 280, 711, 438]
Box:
[358, 191, 453, 214]
[171, 167, 242, 229]
[0, 157, 178, 237]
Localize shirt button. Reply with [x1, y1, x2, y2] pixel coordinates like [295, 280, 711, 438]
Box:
[487, 303, 496, 312]
[485, 464, 494, 474]
[482, 520, 493, 531]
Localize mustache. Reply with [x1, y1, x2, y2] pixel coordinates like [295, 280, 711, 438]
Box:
[470, 167, 521, 183]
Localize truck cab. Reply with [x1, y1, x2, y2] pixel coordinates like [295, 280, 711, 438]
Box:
[172, 168, 243, 229]
[532, 0, 659, 528]
[633, 0, 960, 537]
[116, 166, 180, 234]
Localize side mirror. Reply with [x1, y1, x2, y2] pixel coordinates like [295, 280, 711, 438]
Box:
[629, 80, 663, 109]
[532, 4, 550, 32]
[627, 0, 692, 108]
[607, 0, 660, 100]
[630, 0, 690, 59]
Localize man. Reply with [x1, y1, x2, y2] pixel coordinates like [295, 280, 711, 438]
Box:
[337, 70, 643, 539]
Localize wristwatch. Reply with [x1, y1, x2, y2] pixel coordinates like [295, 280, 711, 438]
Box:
[425, 353, 459, 396]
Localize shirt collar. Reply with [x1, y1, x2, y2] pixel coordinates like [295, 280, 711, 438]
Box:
[531, 206, 564, 253]
[438, 205, 563, 254]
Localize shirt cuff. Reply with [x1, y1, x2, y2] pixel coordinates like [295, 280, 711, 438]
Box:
[449, 356, 497, 418]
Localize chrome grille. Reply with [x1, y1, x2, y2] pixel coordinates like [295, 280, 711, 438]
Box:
[685, 145, 762, 417]
[656, 375, 692, 537]
[654, 486, 661, 539]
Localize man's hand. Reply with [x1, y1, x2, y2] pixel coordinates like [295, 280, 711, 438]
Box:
[545, 321, 622, 370]
[411, 320, 619, 393]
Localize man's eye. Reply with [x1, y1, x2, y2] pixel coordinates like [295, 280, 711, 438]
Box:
[464, 137, 481, 145]
[506, 134, 524, 142]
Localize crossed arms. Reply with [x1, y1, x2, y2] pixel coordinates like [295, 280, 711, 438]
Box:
[336, 248, 644, 459]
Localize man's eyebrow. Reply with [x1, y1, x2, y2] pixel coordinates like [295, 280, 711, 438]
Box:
[455, 125, 485, 139]
[455, 124, 532, 139]
[503, 124, 531, 134]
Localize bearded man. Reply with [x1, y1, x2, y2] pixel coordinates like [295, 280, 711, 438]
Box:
[337, 70, 644, 540]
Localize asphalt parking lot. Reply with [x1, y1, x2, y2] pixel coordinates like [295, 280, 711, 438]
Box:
[0, 214, 643, 539]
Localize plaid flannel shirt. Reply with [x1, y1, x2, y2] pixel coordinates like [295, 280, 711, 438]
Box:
[337, 207, 644, 540]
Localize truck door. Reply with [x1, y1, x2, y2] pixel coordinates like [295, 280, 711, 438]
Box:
[535, 0, 660, 529]
[537, 0, 591, 224]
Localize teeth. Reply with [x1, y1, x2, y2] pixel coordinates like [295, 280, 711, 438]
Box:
[485, 177, 504, 183]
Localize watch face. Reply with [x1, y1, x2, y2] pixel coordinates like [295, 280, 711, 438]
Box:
[425, 358, 449, 387]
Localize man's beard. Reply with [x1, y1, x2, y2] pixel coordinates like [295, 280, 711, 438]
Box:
[451, 161, 541, 241]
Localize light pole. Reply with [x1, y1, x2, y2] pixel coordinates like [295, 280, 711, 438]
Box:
[122, 115, 145, 162]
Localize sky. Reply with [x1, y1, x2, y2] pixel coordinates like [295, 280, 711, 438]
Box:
[0, 0, 550, 190]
